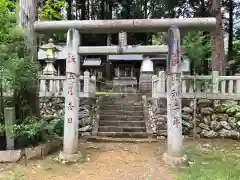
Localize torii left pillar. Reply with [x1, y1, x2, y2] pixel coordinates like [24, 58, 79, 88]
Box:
[59, 28, 80, 162]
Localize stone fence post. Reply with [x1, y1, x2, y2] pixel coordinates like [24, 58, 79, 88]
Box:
[4, 107, 15, 150]
[84, 71, 90, 97]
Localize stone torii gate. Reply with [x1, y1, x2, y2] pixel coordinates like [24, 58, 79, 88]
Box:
[20, 2, 216, 163]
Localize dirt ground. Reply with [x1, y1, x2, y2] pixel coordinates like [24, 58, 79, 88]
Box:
[0, 141, 175, 180]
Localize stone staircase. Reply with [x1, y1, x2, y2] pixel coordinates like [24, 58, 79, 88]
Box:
[98, 94, 148, 138]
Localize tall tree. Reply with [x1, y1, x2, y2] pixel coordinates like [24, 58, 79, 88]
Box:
[227, 0, 234, 62]
[211, 0, 225, 75]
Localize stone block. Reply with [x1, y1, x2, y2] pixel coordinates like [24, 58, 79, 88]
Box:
[49, 138, 62, 153]
[40, 143, 51, 156]
[0, 150, 22, 162]
[25, 146, 42, 160]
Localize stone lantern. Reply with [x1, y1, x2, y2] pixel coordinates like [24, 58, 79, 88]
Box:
[139, 56, 154, 95]
[40, 38, 61, 75]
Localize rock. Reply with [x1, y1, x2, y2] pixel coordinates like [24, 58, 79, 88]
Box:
[0, 150, 22, 162]
[200, 107, 213, 115]
[79, 125, 91, 132]
[228, 117, 237, 123]
[200, 130, 218, 138]
[182, 114, 192, 121]
[219, 129, 230, 137]
[206, 130, 218, 138]
[182, 120, 193, 129]
[182, 106, 193, 114]
[220, 121, 231, 130]
[210, 121, 221, 131]
[214, 104, 228, 113]
[237, 121, 240, 127]
[212, 114, 229, 122]
[228, 117, 237, 129]
[199, 123, 210, 130]
[203, 116, 211, 125]
[213, 100, 221, 108]
[234, 112, 240, 120]
[198, 99, 212, 108]
[229, 130, 240, 139]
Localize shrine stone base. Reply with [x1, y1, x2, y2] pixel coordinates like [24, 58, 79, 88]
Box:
[162, 152, 188, 167]
[59, 151, 82, 163]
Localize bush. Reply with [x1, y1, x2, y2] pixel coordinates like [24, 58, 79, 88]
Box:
[0, 116, 64, 148]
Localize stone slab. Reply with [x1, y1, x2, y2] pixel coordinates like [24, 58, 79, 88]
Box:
[0, 150, 23, 162]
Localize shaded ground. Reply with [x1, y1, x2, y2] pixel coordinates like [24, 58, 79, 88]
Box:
[0, 139, 239, 180]
[0, 141, 174, 180]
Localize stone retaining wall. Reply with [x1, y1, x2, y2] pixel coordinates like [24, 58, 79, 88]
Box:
[148, 98, 240, 139]
[39, 97, 98, 136]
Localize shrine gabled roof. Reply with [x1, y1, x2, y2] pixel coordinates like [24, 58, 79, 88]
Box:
[108, 54, 143, 61]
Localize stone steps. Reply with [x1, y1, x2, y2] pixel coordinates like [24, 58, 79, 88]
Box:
[103, 101, 142, 106]
[97, 132, 149, 138]
[100, 115, 144, 121]
[101, 105, 143, 111]
[99, 120, 145, 127]
[99, 110, 143, 116]
[84, 136, 158, 143]
[98, 94, 147, 138]
[98, 126, 146, 132]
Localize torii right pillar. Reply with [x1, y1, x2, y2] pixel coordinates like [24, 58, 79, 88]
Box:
[163, 26, 188, 167]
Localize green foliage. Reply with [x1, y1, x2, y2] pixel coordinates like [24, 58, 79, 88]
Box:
[38, 0, 67, 20]
[0, 0, 38, 108]
[182, 32, 211, 73]
[215, 101, 240, 119]
[2, 54, 38, 93]
[0, 116, 63, 148]
[232, 38, 240, 56]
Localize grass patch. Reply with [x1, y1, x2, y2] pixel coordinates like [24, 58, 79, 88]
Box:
[177, 143, 240, 180]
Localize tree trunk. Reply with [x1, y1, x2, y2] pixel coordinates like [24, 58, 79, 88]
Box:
[67, 0, 72, 20]
[227, 0, 234, 63]
[80, 0, 86, 20]
[101, 0, 105, 19]
[211, 0, 225, 75]
[144, 0, 148, 44]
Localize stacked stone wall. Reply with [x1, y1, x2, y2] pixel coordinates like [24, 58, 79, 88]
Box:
[148, 98, 240, 139]
[39, 97, 98, 136]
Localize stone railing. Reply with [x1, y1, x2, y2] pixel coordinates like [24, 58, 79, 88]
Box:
[39, 71, 96, 98]
[152, 71, 240, 100]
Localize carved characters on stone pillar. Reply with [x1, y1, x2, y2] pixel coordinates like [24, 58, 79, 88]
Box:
[172, 53, 179, 66]
[169, 73, 181, 128]
[67, 118, 72, 124]
[67, 54, 76, 64]
[167, 27, 182, 130]
[68, 102, 74, 110]
[68, 87, 73, 95]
